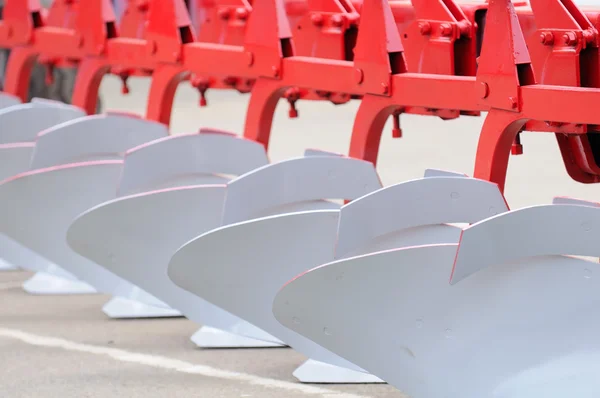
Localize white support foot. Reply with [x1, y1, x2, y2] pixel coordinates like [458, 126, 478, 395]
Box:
[102, 296, 182, 319]
[0, 258, 18, 271]
[22, 271, 97, 295]
[190, 326, 286, 348]
[293, 359, 385, 384]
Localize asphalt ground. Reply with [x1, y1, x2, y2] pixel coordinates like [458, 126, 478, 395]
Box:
[0, 75, 599, 397]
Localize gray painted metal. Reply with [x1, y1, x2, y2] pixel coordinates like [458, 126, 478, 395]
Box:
[269, 174, 514, 387]
[30, 97, 81, 110]
[423, 168, 468, 178]
[0, 93, 20, 109]
[0, 143, 34, 181]
[222, 155, 381, 225]
[0, 103, 85, 143]
[451, 202, 600, 284]
[0, 103, 80, 273]
[66, 133, 281, 346]
[274, 241, 600, 398]
[303, 148, 343, 157]
[0, 162, 132, 294]
[68, 187, 283, 345]
[7, 114, 168, 301]
[168, 155, 384, 382]
[335, 176, 508, 259]
[552, 196, 600, 207]
[30, 114, 168, 169]
[0, 112, 179, 313]
[117, 132, 268, 196]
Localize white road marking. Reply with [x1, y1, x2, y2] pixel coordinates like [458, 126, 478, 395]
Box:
[0, 327, 372, 398]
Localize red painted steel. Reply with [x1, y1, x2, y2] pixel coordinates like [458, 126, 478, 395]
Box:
[2, 0, 600, 195]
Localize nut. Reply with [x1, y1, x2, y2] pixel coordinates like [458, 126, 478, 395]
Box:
[418, 22, 431, 35]
[539, 31, 554, 45]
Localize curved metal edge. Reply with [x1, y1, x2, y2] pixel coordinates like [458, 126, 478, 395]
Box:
[303, 149, 344, 157]
[30, 114, 168, 170]
[1, 159, 124, 185]
[167, 209, 341, 300]
[451, 203, 600, 284]
[0, 144, 35, 180]
[66, 184, 227, 283]
[0, 103, 34, 116]
[30, 97, 82, 112]
[0, 161, 129, 295]
[0, 92, 21, 109]
[197, 127, 237, 137]
[223, 156, 382, 225]
[167, 209, 369, 370]
[424, 169, 468, 178]
[336, 176, 508, 259]
[0, 106, 86, 144]
[118, 132, 269, 196]
[552, 196, 600, 207]
[273, 243, 459, 393]
[65, 185, 286, 336]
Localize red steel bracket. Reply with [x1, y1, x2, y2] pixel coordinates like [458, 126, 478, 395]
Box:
[71, 0, 194, 123]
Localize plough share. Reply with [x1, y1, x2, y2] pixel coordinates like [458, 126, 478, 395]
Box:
[1, 0, 600, 395]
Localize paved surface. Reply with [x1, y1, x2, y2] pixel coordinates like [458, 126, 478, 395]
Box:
[1, 75, 599, 397]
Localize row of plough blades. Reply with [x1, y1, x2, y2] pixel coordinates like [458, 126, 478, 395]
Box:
[2, 0, 600, 394]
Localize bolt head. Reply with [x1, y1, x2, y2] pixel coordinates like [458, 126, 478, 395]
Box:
[508, 96, 518, 109]
[331, 14, 345, 27]
[440, 23, 453, 36]
[583, 29, 595, 43]
[347, 14, 360, 26]
[218, 7, 231, 20]
[236, 7, 249, 20]
[381, 83, 389, 94]
[271, 66, 280, 77]
[246, 52, 254, 66]
[563, 31, 578, 46]
[136, 0, 149, 11]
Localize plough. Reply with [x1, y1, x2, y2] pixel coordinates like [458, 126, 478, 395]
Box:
[1, 0, 600, 394]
